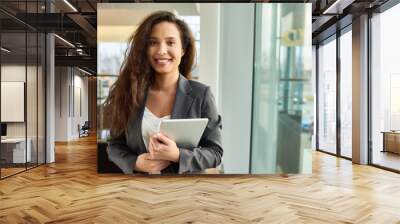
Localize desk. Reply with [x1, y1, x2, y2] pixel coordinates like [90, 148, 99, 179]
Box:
[1, 138, 31, 163]
[381, 131, 400, 154]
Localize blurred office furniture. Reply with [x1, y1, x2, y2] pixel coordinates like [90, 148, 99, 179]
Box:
[1, 123, 7, 139]
[382, 131, 400, 154]
[78, 121, 90, 138]
[1, 138, 32, 166]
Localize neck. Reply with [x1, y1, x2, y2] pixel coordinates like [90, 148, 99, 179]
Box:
[152, 72, 179, 92]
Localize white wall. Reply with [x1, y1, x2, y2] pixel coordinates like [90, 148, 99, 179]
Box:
[219, 4, 254, 173]
[72, 73, 89, 138]
[198, 3, 220, 110]
[352, 14, 369, 164]
[55, 67, 68, 141]
[54, 67, 89, 141]
[312, 45, 317, 150]
[2, 62, 47, 165]
[1, 82, 25, 122]
[1, 65, 26, 81]
[1, 65, 39, 138]
[1, 65, 26, 140]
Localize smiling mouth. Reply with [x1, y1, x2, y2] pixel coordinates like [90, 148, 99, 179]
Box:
[154, 58, 172, 65]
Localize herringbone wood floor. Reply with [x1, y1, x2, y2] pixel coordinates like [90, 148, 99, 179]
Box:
[1, 136, 400, 223]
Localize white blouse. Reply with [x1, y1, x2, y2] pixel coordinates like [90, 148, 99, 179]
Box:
[141, 107, 171, 150]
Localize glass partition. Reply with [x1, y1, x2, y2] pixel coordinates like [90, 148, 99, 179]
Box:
[0, 1, 46, 179]
[251, 3, 312, 173]
[27, 30, 38, 169]
[97, 12, 128, 141]
[317, 36, 337, 155]
[1, 31, 28, 177]
[97, 75, 117, 141]
[37, 31, 45, 165]
[371, 4, 400, 171]
[339, 28, 352, 158]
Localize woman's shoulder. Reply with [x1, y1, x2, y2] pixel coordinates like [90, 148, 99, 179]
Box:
[187, 79, 209, 96]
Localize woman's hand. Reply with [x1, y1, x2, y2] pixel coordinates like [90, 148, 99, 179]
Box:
[135, 153, 171, 173]
[148, 133, 180, 162]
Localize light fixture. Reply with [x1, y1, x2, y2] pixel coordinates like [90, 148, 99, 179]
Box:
[76, 48, 86, 56]
[54, 34, 75, 48]
[78, 67, 92, 76]
[63, 0, 78, 12]
[322, 0, 354, 15]
[1, 47, 11, 53]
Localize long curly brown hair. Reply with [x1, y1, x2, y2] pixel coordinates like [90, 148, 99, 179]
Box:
[104, 11, 196, 137]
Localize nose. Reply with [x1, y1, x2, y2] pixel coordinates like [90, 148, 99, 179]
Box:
[157, 42, 167, 55]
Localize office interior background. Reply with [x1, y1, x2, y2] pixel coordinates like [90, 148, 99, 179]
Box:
[0, 0, 400, 222]
[0, 0, 399, 176]
[0, 0, 400, 178]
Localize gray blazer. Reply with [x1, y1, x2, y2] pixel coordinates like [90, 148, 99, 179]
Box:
[107, 75, 223, 174]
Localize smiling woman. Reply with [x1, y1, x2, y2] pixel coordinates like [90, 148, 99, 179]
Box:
[103, 11, 223, 175]
[147, 22, 185, 77]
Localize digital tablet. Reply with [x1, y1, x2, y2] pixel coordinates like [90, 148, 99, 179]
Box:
[159, 118, 209, 148]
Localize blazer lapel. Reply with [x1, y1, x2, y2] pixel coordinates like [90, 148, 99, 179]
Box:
[171, 75, 194, 119]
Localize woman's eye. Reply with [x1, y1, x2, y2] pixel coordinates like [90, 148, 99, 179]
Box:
[149, 41, 157, 46]
[167, 41, 175, 46]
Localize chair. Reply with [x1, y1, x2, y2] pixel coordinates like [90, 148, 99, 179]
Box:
[78, 121, 90, 138]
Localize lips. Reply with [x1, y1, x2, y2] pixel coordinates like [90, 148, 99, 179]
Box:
[154, 58, 172, 65]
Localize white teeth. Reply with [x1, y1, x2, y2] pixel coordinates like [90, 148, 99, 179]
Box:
[156, 59, 170, 64]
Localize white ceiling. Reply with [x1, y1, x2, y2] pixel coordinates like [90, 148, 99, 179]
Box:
[98, 3, 199, 26]
[97, 3, 199, 43]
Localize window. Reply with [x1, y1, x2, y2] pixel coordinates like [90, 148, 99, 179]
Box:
[371, 3, 400, 171]
[339, 28, 352, 158]
[317, 36, 337, 155]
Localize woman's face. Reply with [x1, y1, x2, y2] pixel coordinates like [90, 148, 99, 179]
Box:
[147, 21, 185, 77]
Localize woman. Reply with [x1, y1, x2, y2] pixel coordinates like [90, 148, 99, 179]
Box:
[104, 11, 223, 174]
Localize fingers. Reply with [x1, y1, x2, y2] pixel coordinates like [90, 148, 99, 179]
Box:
[150, 135, 167, 150]
[158, 160, 171, 170]
[150, 135, 161, 147]
[139, 155, 169, 173]
[141, 153, 150, 160]
[160, 132, 174, 141]
[148, 133, 178, 162]
[149, 136, 166, 157]
[154, 133, 172, 145]
[150, 135, 164, 153]
[149, 139, 155, 159]
[148, 138, 160, 160]
[149, 160, 170, 173]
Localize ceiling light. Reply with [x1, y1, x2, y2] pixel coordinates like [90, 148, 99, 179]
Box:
[63, 0, 78, 12]
[54, 34, 75, 48]
[1, 47, 11, 53]
[76, 48, 85, 55]
[322, 0, 354, 15]
[78, 67, 92, 76]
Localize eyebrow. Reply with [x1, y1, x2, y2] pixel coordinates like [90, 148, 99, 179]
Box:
[149, 37, 177, 40]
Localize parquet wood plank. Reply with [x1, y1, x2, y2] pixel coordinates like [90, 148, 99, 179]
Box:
[0, 135, 400, 223]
